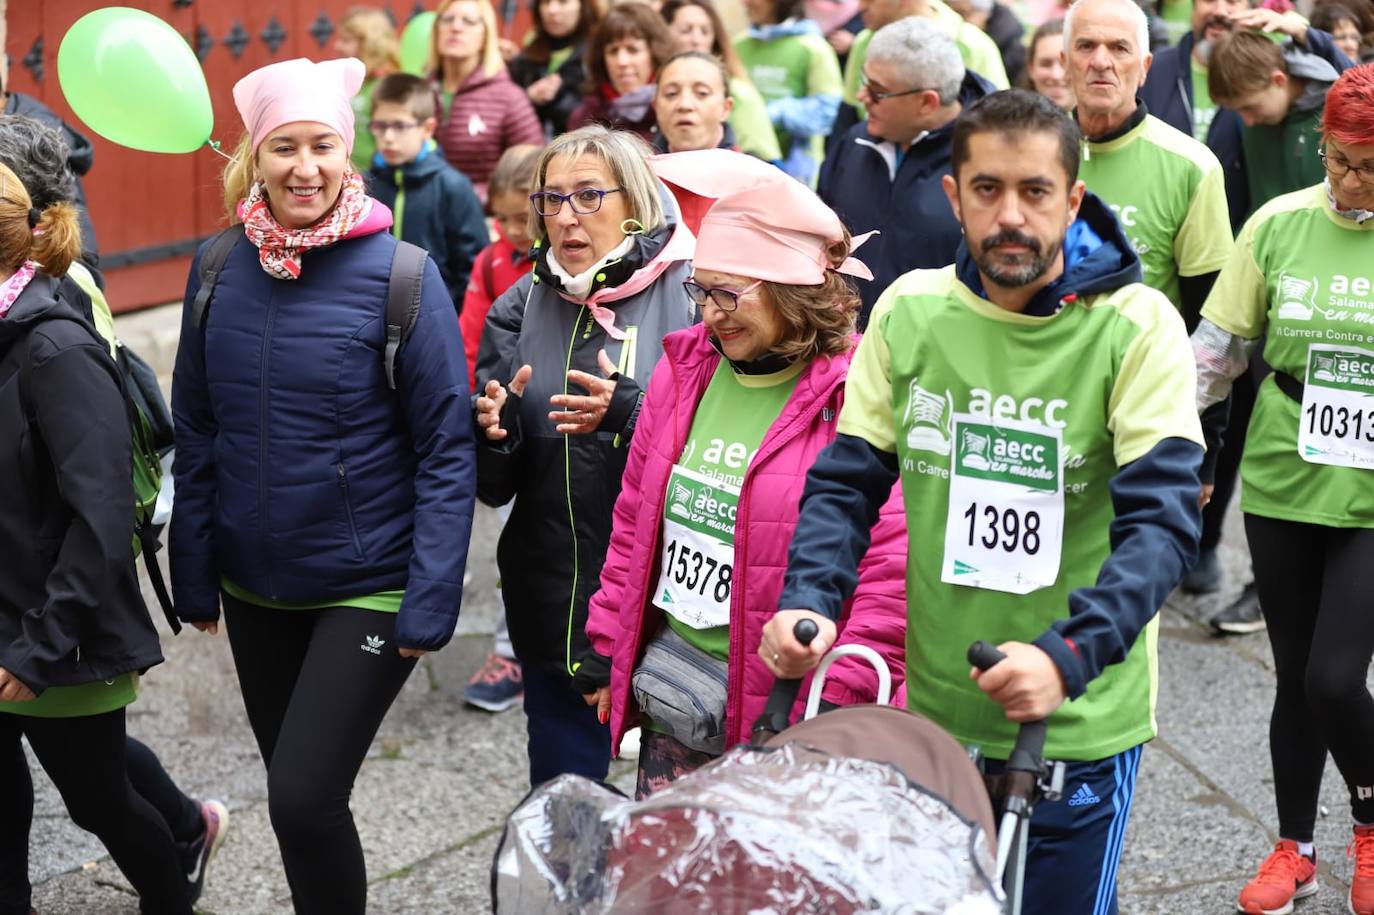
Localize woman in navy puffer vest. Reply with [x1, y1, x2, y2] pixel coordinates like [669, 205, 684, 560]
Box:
[169, 57, 475, 915]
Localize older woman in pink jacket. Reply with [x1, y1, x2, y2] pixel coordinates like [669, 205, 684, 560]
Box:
[578, 150, 908, 798]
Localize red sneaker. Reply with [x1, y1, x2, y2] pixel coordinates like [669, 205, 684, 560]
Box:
[1348, 824, 1374, 914]
[1237, 840, 1317, 914]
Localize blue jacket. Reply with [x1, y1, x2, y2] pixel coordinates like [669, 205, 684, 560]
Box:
[781, 193, 1203, 701]
[1142, 27, 1352, 228]
[170, 225, 477, 650]
[818, 71, 995, 324]
[368, 142, 490, 310]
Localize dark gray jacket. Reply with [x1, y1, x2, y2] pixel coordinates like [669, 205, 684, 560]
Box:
[475, 185, 696, 674]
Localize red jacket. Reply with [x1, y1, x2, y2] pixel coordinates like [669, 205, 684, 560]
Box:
[585, 323, 909, 754]
[460, 231, 532, 390]
[432, 67, 544, 203]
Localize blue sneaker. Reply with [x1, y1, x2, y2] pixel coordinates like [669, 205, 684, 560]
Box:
[463, 654, 523, 712]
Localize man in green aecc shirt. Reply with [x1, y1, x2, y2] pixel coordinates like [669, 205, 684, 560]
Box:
[775, 89, 1204, 915]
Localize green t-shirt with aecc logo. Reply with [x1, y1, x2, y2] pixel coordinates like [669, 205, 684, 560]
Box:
[1078, 114, 1233, 310]
[1201, 183, 1374, 528]
[837, 266, 1202, 761]
[655, 359, 804, 661]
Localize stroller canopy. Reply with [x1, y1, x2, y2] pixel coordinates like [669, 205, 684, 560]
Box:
[494, 706, 1000, 914]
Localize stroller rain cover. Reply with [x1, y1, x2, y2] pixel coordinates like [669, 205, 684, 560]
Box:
[492, 732, 1001, 914]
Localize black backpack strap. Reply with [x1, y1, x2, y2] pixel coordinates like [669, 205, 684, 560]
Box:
[191, 225, 245, 330]
[1274, 370, 1303, 403]
[136, 523, 180, 635]
[384, 241, 429, 391]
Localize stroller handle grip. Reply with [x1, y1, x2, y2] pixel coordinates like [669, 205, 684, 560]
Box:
[968, 640, 1048, 776]
[967, 640, 1006, 671]
[750, 619, 820, 744]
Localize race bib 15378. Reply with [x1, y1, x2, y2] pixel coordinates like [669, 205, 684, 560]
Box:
[653, 465, 738, 629]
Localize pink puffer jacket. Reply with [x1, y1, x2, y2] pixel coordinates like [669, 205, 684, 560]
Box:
[585, 323, 908, 755]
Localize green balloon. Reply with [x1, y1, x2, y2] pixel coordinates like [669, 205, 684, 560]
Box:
[400, 12, 437, 76]
[58, 7, 213, 154]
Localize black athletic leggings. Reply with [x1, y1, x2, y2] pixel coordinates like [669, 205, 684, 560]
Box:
[1247, 514, 1374, 840]
[222, 593, 417, 915]
[0, 711, 191, 915]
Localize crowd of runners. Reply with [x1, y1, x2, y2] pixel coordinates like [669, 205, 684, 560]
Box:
[1, 0, 1373, 911]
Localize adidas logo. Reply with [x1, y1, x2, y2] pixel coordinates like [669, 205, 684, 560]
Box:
[1068, 783, 1101, 807]
[361, 635, 386, 656]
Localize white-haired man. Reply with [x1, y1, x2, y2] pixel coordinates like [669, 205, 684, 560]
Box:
[819, 17, 997, 324]
[1065, 0, 1232, 333]
[1065, 0, 1233, 524]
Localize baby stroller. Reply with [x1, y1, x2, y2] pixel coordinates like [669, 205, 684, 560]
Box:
[492, 623, 1063, 914]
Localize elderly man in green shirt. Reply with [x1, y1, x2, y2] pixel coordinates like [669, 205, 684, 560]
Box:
[1065, 0, 1232, 330]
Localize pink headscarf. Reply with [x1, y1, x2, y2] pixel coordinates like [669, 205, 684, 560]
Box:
[649, 149, 873, 285]
[233, 57, 366, 154]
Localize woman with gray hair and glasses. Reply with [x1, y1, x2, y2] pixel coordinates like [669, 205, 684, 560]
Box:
[473, 125, 696, 787]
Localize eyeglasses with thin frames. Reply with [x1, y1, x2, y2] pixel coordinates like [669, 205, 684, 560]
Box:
[368, 120, 422, 135]
[1320, 148, 1374, 186]
[682, 278, 763, 312]
[439, 12, 483, 27]
[529, 187, 624, 217]
[859, 75, 933, 103]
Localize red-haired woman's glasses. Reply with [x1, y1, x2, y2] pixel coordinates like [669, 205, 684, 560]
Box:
[1320, 148, 1374, 186]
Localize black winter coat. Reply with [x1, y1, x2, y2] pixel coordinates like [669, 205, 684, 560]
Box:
[0, 274, 162, 693]
[508, 41, 587, 137]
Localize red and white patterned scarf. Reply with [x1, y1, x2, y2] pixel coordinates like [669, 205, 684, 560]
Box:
[0, 260, 38, 319]
[238, 171, 372, 280]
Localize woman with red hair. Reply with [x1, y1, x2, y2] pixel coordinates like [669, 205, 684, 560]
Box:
[1194, 63, 1374, 915]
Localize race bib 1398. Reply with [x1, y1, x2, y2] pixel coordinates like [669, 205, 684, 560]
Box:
[941, 414, 1065, 595]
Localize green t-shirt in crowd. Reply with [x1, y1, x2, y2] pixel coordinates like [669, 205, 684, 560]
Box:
[733, 29, 844, 184]
[222, 579, 405, 614]
[1190, 57, 1218, 142]
[1079, 113, 1233, 309]
[837, 266, 1202, 761]
[729, 77, 784, 162]
[1159, 0, 1194, 45]
[842, 2, 1011, 118]
[1201, 183, 1374, 528]
[351, 75, 379, 174]
[655, 359, 803, 660]
[0, 673, 138, 718]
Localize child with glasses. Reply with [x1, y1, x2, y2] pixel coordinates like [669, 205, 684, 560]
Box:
[367, 73, 489, 310]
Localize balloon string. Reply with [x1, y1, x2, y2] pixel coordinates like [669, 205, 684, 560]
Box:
[206, 139, 233, 162]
